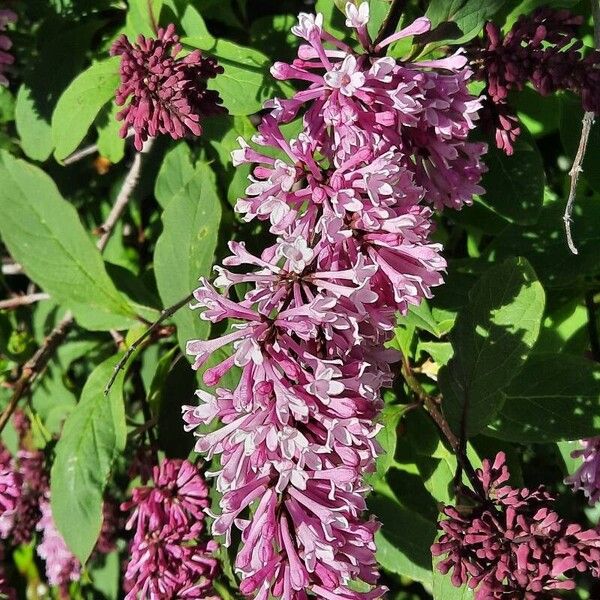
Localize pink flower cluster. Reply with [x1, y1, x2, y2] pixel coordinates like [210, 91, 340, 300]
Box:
[566, 437, 600, 505]
[121, 458, 219, 599]
[475, 7, 600, 154]
[36, 494, 81, 588]
[432, 452, 600, 599]
[0, 412, 117, 591]
[183, 5, 486, 599]
[111, 23, 225, 150]
[0, 8, 16, 86]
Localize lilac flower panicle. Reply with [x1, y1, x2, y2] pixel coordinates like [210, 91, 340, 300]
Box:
[121, 458, 219, 600]
[36, 495, 81, 589]
[0, 8, 16, 86]
[432, 452, 600, 599]
[183, 4, 486, 599]
[477, 7, 600, 154]
[110, 23, 225, 150]
[0, 446, 20, 539]
[566, 437, 600, 505]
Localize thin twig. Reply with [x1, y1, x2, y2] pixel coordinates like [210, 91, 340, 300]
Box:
[61, 131, 136, 167]
[374, 0, 407, 49]
[1, 261, 23, 276]
[563, 112, 594, 254]
[0, 292, 50, 310]
[563, 0, 600, 254]
[128, 416, 159, 439]
[0, 312, 73, 433]
[97, 139, 153, 250]
[62, 143, 99, 166]
[0, 148, 151, 434]
[104, 292, 194, 396]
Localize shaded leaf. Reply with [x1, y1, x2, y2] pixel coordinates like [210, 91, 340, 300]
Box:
[477, 128, 544, 225]
[439, 258, 545, 436]
[425, 0, 506, 45]
[489, 354, 600, 442]
[369, 494, 436, 586]
[50, 355, 126, 564]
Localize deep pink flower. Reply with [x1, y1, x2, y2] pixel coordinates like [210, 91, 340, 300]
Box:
[36, 495, 81, 588]
[566, 438, 600, 505]
[476, 8, 600, 153]
[0, 446, 20, 538]
[432, 452, 600, 599]
[0, 9, 16, 86]
[110, 23, 225, 150]
[121, 459, 219, 600]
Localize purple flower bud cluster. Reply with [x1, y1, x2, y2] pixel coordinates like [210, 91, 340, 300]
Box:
[476, 8, 600, 154]
[110, 23, 225, 150]
[182, 4, 486, 599]
[432, 452, 600, 599]
[0, 8, 16, 86]
[566, 437, 600, 505]
[121, 458, 219, 599]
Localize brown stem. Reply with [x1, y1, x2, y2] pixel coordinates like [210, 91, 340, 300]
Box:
[0, 313, 73, 433]
[401, 358, 486, 499]
[0, 292, 50, 310]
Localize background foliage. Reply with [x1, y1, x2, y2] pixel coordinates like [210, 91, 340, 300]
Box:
[0, 0, 599, 598]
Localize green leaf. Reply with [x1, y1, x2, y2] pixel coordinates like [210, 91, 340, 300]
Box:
[163, 0, 214, 43]
[96, 101, 125, 164]
[52, 57, 121, 161]
[154, 162, 222, 353]
[184, 39, 292, 115]
[489, 190, 600, 290]
[0, 152, 137, 330]
[0, 86, 15, 124]
[90, 551, 120, 600]
[488, 353, 600, 442]
[50, 355, 126, 564]
[154, 142, 196, 209]
[439, 258, 545, 436]
[477, 128, 544, 225]
[369, 494, 436, 586]
[402, 300, 454, 338]
[370, 405, 408, 481]
[125, 0, 164, 37]
[425, 0, 506, 45]
[15, 84, 54, 161]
